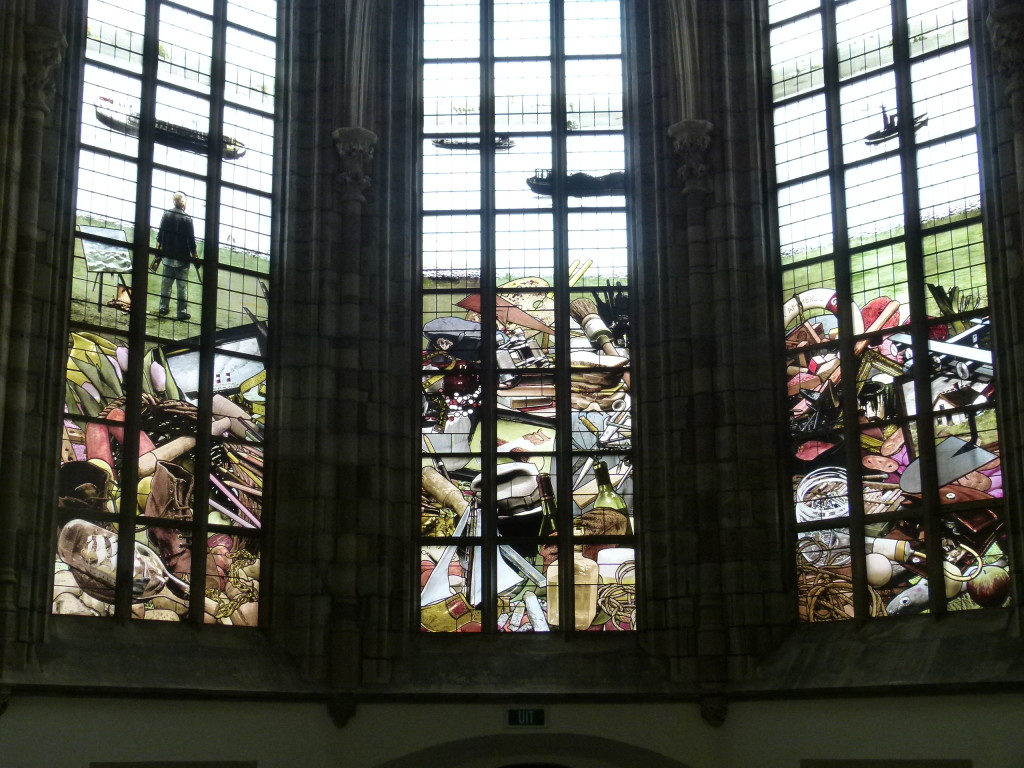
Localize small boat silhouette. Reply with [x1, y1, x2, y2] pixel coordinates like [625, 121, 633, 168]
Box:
[95, 96, 246, 160]
[431, 136, 515, 151]
[864, 106, 928, 146]
[526, 169, 626, 197]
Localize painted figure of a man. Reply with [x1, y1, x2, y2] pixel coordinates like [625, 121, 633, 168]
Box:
[151, 191, 198, 320]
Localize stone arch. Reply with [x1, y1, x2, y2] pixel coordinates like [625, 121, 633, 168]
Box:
[373, 733, 692, 768]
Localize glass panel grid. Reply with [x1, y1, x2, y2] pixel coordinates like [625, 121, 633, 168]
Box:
[494, 135, 553, 210]
[772, 0, 1005, 622]
[777, 176, 833, 263]
[911, 47, 977, 141]
[420, 0, 632, 633]
[227, 0, 277, 37]
[220, 107, 276, 194]
[845, 156, 904, 246]
[564, 0, 621, 56]
[423, 140, 483, 211]
[219, 187, 273, 267]
[770, 14, 825, 101]
[565, 59, 623, 132]
[565, 134, 626, 208]
[768, 0, 819, 25]
[917, 135, 981, 227]
[55, 0, 274, 624]
[495, 61, 552, 132]
[152, 85, 212, 176]
[839, 71, 897, 166]
[849, 242, 909, 317]
[424, 62, 482, 134]
[422, 215, 483, 286]
[906, 0, 968, 58]
[424, 0, 481, 59]
[76, 150, 138, 230]
[773, 94, 829, 184]
[158, 5, 213, 93]
[496, 213, 554, 282]
[567, 212, 628, 284]
[82, 65, 143, 157]
[494, 0, 550, 57]
[781, 260, 836, 311]
[921, 223, 987, 316]
[835, 0, 894, 81]
[86, 0, 147, 72]
[224, 27, 277, 112]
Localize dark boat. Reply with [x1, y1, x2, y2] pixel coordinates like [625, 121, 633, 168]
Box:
[526, 169, 626, 197]
[95, 96, 246, 160]
[863, 107, 928, 146]
[431, 135, 515, 151]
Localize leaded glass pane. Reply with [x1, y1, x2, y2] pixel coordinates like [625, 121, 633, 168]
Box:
[419, 0, 633, 633]
[772, 0, 1006, 621]
[835, 0, 893, 81]
[770, 14, 825, 101]
[54, 0, 274, 627]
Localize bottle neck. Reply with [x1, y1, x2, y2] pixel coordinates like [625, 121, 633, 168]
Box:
[537, 473, 555, 503]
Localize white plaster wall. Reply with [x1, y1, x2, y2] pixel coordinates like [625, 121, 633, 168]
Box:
[0, 693, 1021, 767]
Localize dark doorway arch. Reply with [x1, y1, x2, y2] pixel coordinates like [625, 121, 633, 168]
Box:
[373, 733, 692, 768]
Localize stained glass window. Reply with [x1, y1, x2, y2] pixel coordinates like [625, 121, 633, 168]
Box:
[418, 0, 636, 633]
[768, 0, 1009, 620]
[53, 0, 276, 624]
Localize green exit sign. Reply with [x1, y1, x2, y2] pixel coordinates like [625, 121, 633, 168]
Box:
[506, 708, 546, 727]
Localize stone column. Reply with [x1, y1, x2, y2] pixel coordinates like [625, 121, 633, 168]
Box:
[0, 21, 65, 672]
[271, 0, 401, 694]
[986, 1, 1024, 607]
[988, 2, 1024, 232]
[653, 0, 785, 706]
[341, 0, 375, 128]
[322, 126, 377, 690]
[665, 0, 714, 195]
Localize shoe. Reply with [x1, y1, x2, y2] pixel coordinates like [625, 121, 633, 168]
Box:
[145, 461, 194, 521]
[177, 312, 191, 320]
[146, 461, 195, 581]
[158, 308, 169, 315]
[57, 519, 187, 603]
[58, 461, 112, 515]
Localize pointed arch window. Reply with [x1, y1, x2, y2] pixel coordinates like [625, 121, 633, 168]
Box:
[417, 0, 637, 633]
[53, 0, 276, 624]
[767, 0, 1009, 620]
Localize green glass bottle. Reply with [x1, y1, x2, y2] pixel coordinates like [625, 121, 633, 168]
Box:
[592, 460, 631, 535]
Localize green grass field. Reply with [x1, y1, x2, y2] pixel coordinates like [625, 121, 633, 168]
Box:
[781, 210, 987, 321]
[71, 216, 268, 340]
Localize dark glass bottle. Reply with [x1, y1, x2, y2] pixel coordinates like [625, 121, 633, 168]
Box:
[536, 472, 557, 537]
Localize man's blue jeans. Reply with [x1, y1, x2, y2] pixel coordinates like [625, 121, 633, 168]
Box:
[159, 262, 189, 314]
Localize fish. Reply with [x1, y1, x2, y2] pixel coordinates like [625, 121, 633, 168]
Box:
[886, 580, 930, 615]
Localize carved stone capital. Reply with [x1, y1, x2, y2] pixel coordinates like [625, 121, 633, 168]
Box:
[332, 126, 378, 202]
[988, 5, 1024, 94]
[699, 692, 728, 727]
[669, 119, 713, 194]
[328, 694, 357, 728]
[23, 25, 66, 115]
